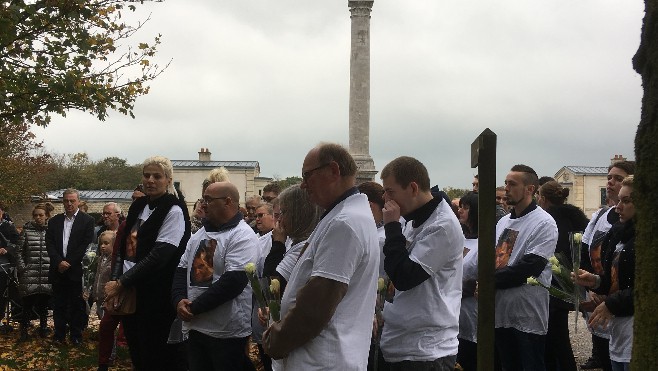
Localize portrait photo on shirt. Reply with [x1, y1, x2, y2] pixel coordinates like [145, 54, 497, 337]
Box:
[495, 228, 519, 269]
[589, 230, 606, 275]
[190, 239, 217, 286]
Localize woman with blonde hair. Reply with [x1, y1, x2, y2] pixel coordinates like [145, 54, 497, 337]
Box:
[105, 156, 191, 370]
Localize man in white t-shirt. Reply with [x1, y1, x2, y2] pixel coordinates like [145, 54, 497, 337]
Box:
[494, 164, 558, 370]
[172, 182, 258, 371]
[378, 156, 464, 371]
[579, 160, 635, 371]
[262, 143, 379, 370]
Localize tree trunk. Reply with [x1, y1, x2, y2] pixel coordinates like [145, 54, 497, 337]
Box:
[631, 1, 658, 369]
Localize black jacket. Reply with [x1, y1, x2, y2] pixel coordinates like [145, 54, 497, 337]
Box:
[45, 211, 95, 283]
[545, 203, 589, 310]
[595, 220, 635, 317]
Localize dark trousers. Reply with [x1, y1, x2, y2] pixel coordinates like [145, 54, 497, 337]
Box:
[122, 311, 183, 371]
[186, 330, 254, 371]
[495, 327, 546, 371]
[52, 278, 86, 341]
[592, 334, 612, 371]
[388, 355, 457, 371]
[545, 308, 577, 371]
[20, 293, 50, 327]
[257, 343, 272, 371]
[98, 312, 121, 365]
[0, 271, 8, 319]
[367, 343, 390, 371]
[458, 339, 477, 371]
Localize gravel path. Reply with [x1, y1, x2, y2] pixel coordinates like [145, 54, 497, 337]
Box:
[570, 313, 604, 371]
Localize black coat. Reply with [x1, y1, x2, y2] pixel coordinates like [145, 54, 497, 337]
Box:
[545, 203, 589, 310]
[595, 220, 635, 317]
[46, 211, 95, 283]
[16, 222, 52, 297]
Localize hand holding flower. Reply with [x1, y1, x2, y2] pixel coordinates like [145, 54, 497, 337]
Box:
[588, 302, 613, 329]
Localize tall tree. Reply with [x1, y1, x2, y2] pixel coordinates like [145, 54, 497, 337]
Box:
[631, 0, 658, 368]
[0, 0, 167, 126]
[0, 122, 51, 203]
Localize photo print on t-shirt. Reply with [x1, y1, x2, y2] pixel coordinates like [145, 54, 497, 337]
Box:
[125, 221, 143, 262]
[609, 242, 624, 295]
[190, 238, 217, 287]
[589, 230, 606, 275]
[495, 229, 519, 269]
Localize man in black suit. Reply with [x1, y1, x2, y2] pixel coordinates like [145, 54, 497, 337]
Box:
[46, 189, 95, 345]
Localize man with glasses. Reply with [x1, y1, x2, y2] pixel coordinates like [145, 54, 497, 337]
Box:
[172, 181, 258, 370]
[245, 195, 262, 233]
[263, 143, 379, 370]
[97, 202, 123, 242]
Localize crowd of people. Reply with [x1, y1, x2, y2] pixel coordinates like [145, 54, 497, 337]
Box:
[0, 143, 637, 371]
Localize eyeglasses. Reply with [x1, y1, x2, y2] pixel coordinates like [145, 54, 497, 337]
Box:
[256, 213, 271, 219]
[302, 163, 330, 182]
[202, 196, 228, 204]
[102, 212, 118, 216]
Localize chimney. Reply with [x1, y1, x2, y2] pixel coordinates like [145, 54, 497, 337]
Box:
[610, 154, 626, 165]
[198, 148, 211, 162]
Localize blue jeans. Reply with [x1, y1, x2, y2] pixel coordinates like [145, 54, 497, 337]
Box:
[495, 327, 546, 371]
[186, 330, 254, 371]
[611, 360, 630, 371]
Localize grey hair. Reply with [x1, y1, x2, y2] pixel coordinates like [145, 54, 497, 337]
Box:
[256, 202, 273, 215]
[278, 184, 323, 244]
[104, 202, 122, 215]
[62, 188, 80, 199]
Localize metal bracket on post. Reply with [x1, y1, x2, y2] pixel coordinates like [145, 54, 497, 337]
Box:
[471, 128, 497, 371]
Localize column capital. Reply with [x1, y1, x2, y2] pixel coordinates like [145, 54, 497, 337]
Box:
[349, 1, 373, 17]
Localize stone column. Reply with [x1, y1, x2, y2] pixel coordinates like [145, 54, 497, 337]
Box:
[348, 0, 377, 183]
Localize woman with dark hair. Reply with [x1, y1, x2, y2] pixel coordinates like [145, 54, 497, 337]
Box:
[104, 156, 191, 370]
[16, 202, 55, 341]
[537, 181, 589, 371]
[456, 192, 479, 371]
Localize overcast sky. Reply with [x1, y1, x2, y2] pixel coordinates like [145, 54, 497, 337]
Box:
[34, 1, 644, 189]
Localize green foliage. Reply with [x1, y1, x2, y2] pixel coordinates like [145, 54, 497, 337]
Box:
[44, 152, 142, 190]
[442, 186, 471, 200]
[0, 122, 52, 204]
[0, 0, 168, 126]
[273, 176, 303, 190]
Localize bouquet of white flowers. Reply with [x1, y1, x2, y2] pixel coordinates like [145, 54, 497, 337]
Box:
[82, 246, 98, 314]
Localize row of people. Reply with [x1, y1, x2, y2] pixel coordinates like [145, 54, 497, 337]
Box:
[2, 146, 636, 371]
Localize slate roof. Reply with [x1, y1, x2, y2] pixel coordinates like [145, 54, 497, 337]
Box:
[563, 166, 609, 175]
[42, 190, 134, 201]
[171, 160, 259, 169]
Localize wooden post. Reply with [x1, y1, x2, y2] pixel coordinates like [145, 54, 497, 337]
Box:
[471, 128, 497, 371]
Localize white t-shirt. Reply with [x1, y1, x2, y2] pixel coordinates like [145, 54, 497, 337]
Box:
[380, 199, 464, 362]
[278, 193, 379, 371]
[178, 219, 258, 339]
[256, 231, 273, 276]
[276, 239, 304, 282]
[494, 206, 557, 335]
[124, 204, 185, 273]
[459, 238, 479, 343]
[608, 241, 633, 363]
